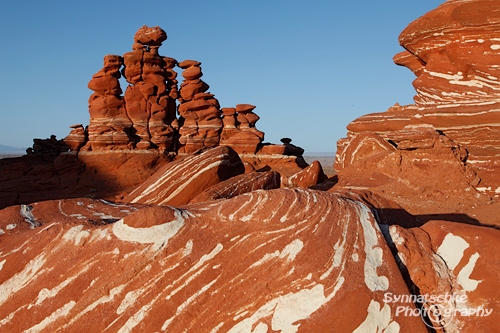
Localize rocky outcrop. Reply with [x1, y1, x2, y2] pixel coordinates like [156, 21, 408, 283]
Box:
[220, 104, 265, 154]
[0, 151, 171, 210]
[26, 135, 69, 155]
[281, 137, 305, 157]
[120, 26, 177, 150]
[86, 54, 132, 150]
[122, 146, 245, 206]
[190, 170, 280, 203]
[394, 0, 500, 107]
[63, 124, 86, 151]
[334, 0, 500, 210]
[388, 220, 500, 332]
[0, 190, 427, 332]
[177, 60, 222, 154]
[63, 25, 286, 158]
[286, 160, 327, 188]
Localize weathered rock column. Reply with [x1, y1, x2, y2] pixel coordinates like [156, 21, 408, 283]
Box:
[86, 54, 132, 150]
[177, 60, 222, 153]
[122, 26, 176, 151]
[220, 104, 264, 154]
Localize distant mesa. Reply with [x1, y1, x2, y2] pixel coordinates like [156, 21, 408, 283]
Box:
[0, 144, 26, 154]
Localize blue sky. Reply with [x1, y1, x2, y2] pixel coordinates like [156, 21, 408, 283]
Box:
[0, 0, 443, 153]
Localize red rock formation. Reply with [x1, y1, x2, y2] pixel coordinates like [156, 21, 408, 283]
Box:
[122, 146, 245, 206]
[63, 25, 289, 159]
[335, 124, 490, 216]
[334, 0, 500, 212]
[86, 55, 132, 150]
[0, 190, 427, 332]
[3, 7, 500, 332]
[327, 4, 500, 329]
[26, 135, 69, 155]
[122, 26, 176, 150]
[77, 26, 178, 152]
[220, 104, 265, 154]
[286, 160, 327, 188]
[190, 170, 280, 203]
[63, 124, 86, 151]
[394, 0, 500, 107]
[388, 220, 500, 332]
[177, 65, 222, 153]
[0, 151, 171, 210]
[281, 137, 305, 156]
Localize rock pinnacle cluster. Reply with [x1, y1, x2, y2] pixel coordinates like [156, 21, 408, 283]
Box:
[65, 25, 277, 156]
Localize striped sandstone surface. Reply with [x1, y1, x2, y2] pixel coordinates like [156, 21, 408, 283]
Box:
[335, 0, 500, 212]
[1, 1, 499, 332]
[0, 191, 426, 332]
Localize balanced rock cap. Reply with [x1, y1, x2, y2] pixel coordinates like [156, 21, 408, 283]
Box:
[235, 104, 256, 113]
[163, 57, 178, 68]
[178, 60, 201, 69]
[134, 25, 167, 46]
[182, 66, 203, 80]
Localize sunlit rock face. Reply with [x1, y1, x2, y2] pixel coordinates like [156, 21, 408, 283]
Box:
[0, 190, 427, 332]
[335, 0, 500, 204]
[189, 170, 281, 203]
[3, 3, 500, 333]
[122, 146, 245, 206]
[388, 220, 500, 332]
[394, 0, 500, 106]
[70, 25, 273, 155]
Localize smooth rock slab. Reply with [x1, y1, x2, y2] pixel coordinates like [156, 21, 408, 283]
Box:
[0, 189, 427, 332]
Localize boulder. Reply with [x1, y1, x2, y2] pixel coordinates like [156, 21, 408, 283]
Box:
[122, 146, 245, 205]
[286, 160, 328, 188]
[190, 171, 281, 203]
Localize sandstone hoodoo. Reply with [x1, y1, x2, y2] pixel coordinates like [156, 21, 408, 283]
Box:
[0, 25, 308, 210]
[1, 1, 500, 332]
[220, 104, 265, 154]
[72, 25, 284, 157]
[177, 60, 221, 154]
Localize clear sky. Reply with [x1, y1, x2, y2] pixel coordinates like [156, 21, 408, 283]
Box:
[0, 0, 444, 153]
